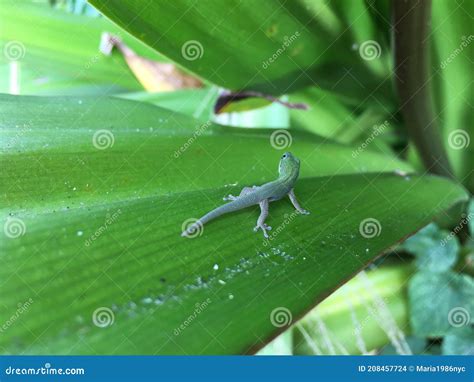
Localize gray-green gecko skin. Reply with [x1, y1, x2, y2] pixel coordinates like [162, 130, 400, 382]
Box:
[181, 152, 310, 238]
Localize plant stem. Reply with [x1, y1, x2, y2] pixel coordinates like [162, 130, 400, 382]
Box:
[393, 0, 453, 178]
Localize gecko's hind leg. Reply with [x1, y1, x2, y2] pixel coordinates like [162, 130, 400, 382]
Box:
[253, 199, 271, 238]
[223, 185, 258, 201]
[288, 189, 310, 215]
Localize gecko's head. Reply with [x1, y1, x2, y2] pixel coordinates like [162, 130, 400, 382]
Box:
[278, 152, 300, 178]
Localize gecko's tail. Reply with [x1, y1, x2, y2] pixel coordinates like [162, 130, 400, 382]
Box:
[181, 194, 260, 238]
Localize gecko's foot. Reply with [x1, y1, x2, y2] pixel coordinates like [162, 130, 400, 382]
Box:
[253, 224, 271, 231]
[254, 224, 271, 238]
[223, 194, 237, 201]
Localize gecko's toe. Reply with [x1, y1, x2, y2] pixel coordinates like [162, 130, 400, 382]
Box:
[299, 209, 310, 215]
[254, 224, 271, 238]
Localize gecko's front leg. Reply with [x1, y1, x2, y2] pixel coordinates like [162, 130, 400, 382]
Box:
[254, 199, 272, 238]
[288, 189, 310, 214]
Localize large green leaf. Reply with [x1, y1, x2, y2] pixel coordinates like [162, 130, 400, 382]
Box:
[89, 0, 392, 100]
[0, 94, 468, 354]
[1, 94, 412, 211]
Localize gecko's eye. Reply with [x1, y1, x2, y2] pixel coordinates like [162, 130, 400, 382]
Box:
[282, 154, 287, 159]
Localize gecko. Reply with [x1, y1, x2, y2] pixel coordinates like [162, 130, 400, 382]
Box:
[181, 152, 309, 238]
